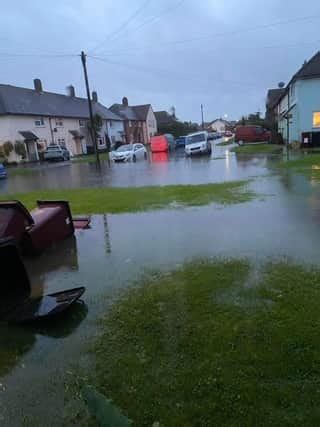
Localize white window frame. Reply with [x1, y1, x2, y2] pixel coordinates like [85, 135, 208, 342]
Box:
[35, 117, 45, 127]
[79, 119, 86, 128]
[55, 118, 64, 127]
[97, 137, 105, 146]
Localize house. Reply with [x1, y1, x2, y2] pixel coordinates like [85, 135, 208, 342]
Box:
[207, 118, 230, 133]
[265, 88, 286, 140]
[110, 97, 157, 144]
[271, 51, 320, 146]
[0, 79, 124, 163]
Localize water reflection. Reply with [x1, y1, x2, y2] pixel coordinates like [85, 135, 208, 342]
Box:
[0, 302, 87, 378]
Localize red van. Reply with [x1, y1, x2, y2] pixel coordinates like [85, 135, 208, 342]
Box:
[235, 126, 271, 143]
[150, 135, 169, 153]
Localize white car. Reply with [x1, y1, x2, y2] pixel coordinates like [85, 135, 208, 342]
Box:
[112, 143, 148, 162]
[185, 131, 212, 156]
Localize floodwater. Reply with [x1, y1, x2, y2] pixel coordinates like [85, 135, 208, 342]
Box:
[2, 142, 320, 425]
[0, 141, 278, 194]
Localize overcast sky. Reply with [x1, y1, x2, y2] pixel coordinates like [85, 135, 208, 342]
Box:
[1, 0, 320, 123]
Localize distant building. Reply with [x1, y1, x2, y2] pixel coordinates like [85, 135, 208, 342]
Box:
[270, 51, 320, 146]
[0, 79, 124, 163]
[110, 97, 157, 144]
[207, 118, 230, 133]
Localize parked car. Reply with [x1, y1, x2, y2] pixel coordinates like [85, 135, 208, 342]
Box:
[207, 133, 215, 141]
[43, 145, 70, 162]
[225, 130, 233, 137]
[164, 134, 175, 150]
[235, 126, 271, 144]
[175, 136, 187, 147]
[151, 135, 169, 153]
[185, 131, 211, 156]
[111, 143, 147, 162]
[0, 163, 7, 179]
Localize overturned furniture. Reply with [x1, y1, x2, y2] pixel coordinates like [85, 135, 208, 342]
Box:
[0, 200, 90, 254]
[0, 238, 86, 324]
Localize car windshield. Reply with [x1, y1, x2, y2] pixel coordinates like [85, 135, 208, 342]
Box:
[116, 144, 133, 152]
[186, 134, 206, 144]
[47, 146, 61, 151]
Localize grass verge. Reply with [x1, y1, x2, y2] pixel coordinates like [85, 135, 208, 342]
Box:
[279, 153, 320, 180]
[231, 143, 283, 154]
[72, 152, 109, 163]
[216, 138, 234, 146]
[87, 258, 320, 426]
[0, 181, 256, 214]
[7, 167, 36, 177]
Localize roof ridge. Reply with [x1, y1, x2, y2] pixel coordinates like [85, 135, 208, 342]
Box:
[0, 83, 88, 102]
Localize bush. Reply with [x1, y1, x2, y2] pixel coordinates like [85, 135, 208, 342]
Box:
[2, 141, 14, 157]
[14, 141, 27, 158]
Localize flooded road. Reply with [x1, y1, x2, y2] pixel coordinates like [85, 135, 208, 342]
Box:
[0, 141, 278, 194]
[1, 144, 317, 425]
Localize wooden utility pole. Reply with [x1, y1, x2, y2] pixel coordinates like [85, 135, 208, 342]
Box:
[201, 104, 204, 130]
[81, 51, 100, 167]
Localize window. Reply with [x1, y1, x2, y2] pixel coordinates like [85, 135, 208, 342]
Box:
[57, 138, 65, 146]
[35, 117, 45, 127]
[55, 118, 63, 127]
[79, 119, 86, 127]
[290, 83, 295, 98]
[313, 112, 320, 128]
[98, 137, 105, 146]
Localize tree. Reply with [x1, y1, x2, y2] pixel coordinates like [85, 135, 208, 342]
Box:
[88, 114, 103, 144]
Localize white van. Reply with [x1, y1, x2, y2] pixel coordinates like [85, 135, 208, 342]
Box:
[185, 131, 211, 156]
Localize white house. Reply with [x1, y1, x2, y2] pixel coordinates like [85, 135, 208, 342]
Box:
[0, 79, 125, 163]
[207, 118, 230, 133]
[271, 51, 320, 146]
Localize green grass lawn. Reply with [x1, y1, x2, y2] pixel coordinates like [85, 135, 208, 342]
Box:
[231, 144, 283, 154]
[216, 138, 235, 146]
[6, 167, 37, 177]
[72, 152, 109, 163]
[280, 153, 320, 180]
[0, 181, 255, 215]
[84, 258, 320, 426]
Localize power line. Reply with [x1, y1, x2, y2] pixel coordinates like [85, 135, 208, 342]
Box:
[110, 0, 187, 43]
[89, 0, 153, 54]
[88, 54, 262, 90]
[97, 14, 320, 56]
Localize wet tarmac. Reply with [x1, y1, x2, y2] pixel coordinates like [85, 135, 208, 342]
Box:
[2, 143, 318, 425]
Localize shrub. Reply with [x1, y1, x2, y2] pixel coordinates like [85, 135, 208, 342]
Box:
[2, 141, 14, 157]
[14, 141, 27, 158]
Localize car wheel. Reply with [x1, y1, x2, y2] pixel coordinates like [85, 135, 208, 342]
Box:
[133, 154, 136, 162]
[144, 152, 147, 160]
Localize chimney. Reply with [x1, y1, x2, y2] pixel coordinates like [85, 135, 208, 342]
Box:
[92, 91, 98, 103]
[67, 85, 75, 97]
[122, 96, 128, 107]
[34, 78, 43, 93]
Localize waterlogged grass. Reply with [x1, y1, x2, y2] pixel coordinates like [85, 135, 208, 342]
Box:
[231, 143, 283, 154]
[280, 153, 320, 180]
[216, 138, 234, 146]
[88, 259, 320, 426]
[0, 181, 256, 215]
[72, 152, 110, 163]
[7, 167, 36, 177]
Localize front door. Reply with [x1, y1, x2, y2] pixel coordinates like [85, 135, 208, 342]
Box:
[26, 141, 39, 162]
